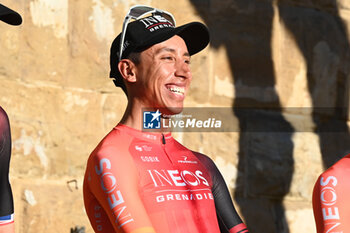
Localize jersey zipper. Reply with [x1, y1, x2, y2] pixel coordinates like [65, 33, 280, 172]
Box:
[162, 134, 166, 144]
[161, 133, 174, 165]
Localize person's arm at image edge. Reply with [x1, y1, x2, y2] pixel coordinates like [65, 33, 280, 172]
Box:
[312, 167, 348, 233]
[0, 222, 14, 233]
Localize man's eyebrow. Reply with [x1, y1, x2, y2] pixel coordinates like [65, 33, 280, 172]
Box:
[156, 47, 191, 57]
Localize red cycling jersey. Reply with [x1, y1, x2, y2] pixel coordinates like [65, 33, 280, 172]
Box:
[83, 124, 248, 233]
[312, 154, 350, 233]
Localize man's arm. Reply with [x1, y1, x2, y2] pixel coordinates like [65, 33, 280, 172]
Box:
[0, 108, 15, 233]
[194, 152, 249, 233]
[0, 222, 14, 233]
[312, 163, 350, 233]
[84, 145, 156, 233]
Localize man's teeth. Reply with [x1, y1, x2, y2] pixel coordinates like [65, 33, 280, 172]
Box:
[168, 87, 184, 95]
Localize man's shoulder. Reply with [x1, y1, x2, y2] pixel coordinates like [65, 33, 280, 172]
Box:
[191, 150, 210, 160]
[89, 127, 133, 161]
[190, 150, 216, 168]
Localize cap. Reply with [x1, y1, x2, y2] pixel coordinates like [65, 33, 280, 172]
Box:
[109, 14, 210, 93]
[0, 4, 22, 26]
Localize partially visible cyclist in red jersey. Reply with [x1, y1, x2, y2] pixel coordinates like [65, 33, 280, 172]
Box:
[312, 153, 350, 233]
[0, 4, 22, 233]
[83, 5, 249, 233]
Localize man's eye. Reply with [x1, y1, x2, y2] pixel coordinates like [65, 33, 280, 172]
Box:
[185, 60, 191, 64]
[162, 56, 174, 60]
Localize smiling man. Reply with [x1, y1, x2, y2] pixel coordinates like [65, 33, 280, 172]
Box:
[83, 5, 248, 233]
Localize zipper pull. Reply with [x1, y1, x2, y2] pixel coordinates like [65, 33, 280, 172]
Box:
[162, 134, 166, 144]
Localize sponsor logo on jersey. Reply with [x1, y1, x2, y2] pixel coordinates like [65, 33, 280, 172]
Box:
[135, 145, 152, 152]
[156, 191, 214, 203]
[95, 158, 134, 227]
[143, 110, 161, 129]
[319, 175, 341, 232]
[92, 204, 104, 231]
[141, 156, 160, 163]
[147, 169, 209, 187]
[147, 169, 213, 204]
[177, 156, 198, 164]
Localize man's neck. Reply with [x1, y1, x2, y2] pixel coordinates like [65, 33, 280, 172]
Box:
[119, 100, 171, 133]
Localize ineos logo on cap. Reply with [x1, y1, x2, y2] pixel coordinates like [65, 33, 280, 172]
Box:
[139, 15, 174, 32]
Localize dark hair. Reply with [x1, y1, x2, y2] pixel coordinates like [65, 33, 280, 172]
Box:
[113, 52, 141, 96]
[127, 52, 141, 65]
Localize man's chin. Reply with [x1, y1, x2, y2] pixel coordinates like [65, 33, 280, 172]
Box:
[160, 106, 183, 117]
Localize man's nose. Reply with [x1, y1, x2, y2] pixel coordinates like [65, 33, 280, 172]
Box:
[174, 61, 191, 79]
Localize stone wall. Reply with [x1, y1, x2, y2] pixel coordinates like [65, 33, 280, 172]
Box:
[0, 0, 349, 232]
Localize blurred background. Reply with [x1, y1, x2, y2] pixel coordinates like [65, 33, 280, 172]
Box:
[0, 0, 349, 232]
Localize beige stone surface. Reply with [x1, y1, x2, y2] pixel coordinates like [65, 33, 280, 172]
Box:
[1, 0, 350, 233]
[285, 201, 317, 232]
[11, 178, 93, 233]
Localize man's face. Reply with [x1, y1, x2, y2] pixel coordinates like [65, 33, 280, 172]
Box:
[133, 35, 192, 115]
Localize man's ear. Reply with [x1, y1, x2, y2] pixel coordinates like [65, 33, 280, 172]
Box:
[118, 60, 137, 83]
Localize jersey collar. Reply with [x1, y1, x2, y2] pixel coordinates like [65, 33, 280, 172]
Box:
[115, 123, 173, 144]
